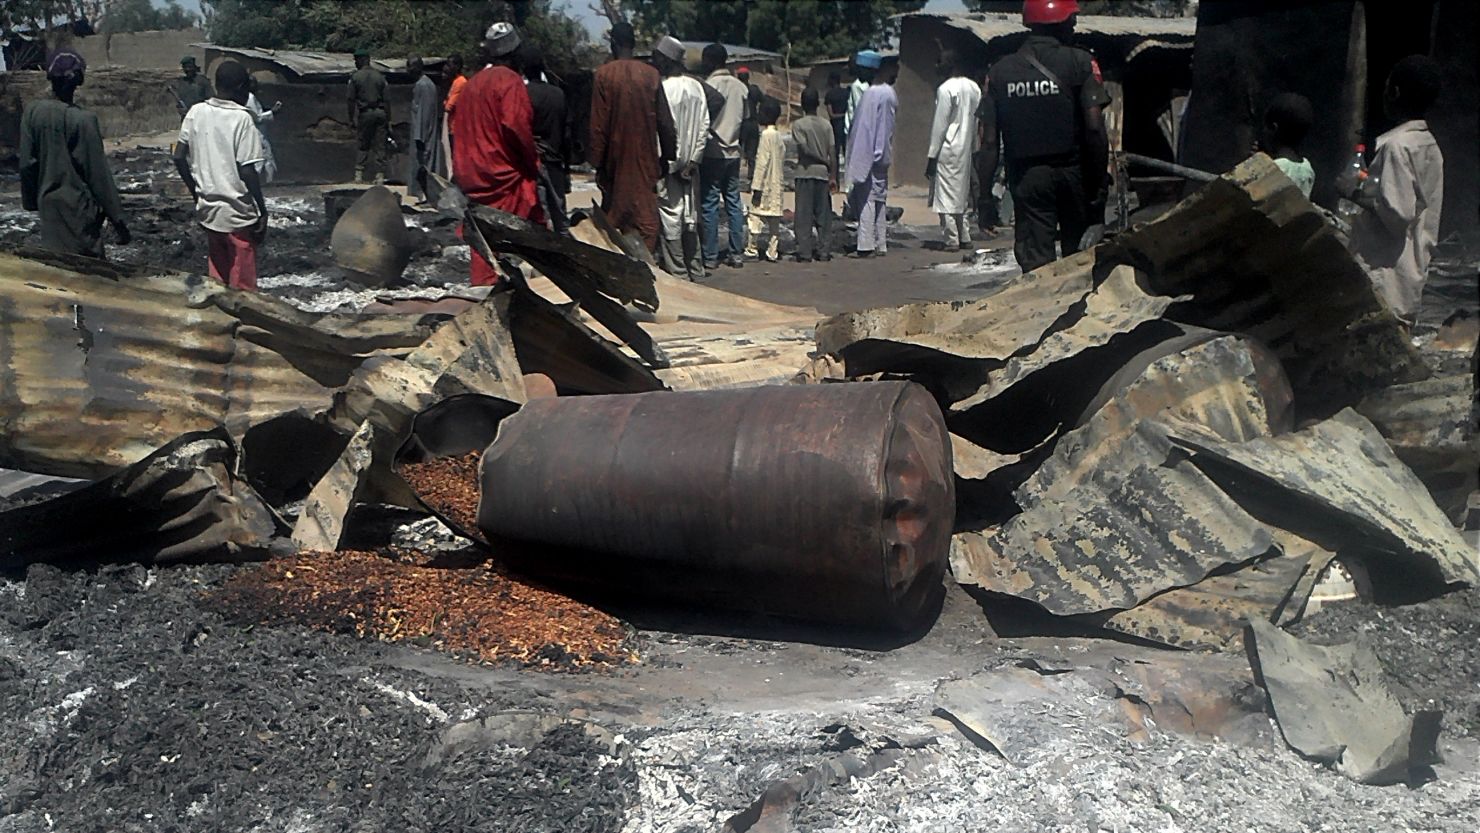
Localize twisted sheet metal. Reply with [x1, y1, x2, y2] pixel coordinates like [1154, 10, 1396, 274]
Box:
[0, 248, 442, 479]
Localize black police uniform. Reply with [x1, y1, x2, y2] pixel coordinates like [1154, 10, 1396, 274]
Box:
[987, 34, 1110, 272]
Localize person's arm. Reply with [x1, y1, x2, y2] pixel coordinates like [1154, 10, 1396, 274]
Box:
[19, 106, 39, 212]
[173, 140, 198, 200]
[751, 132, 774, 204]
[505, 85, 542, 182]
[1083, 101, 1108, 198]
[927, 86, 950, 180]
[587, 73, 609, 173]
[1354, 143, 1417, 238]
[79, 112, 129, 241]
[240, 163, 267, 241]
[656, 82, 678, 165]
[979, 94, 999, 191]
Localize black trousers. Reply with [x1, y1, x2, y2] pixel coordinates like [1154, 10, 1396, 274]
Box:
[830, 118, 846, 187]
[794, 178, 832, 260]
[740, 119, 760, 175]
[1009, 163, 1087, 273]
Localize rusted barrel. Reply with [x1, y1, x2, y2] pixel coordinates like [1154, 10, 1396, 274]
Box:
[478, 381, 955, 630]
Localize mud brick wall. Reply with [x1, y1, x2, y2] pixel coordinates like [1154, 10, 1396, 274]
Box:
[0, 67, 181, 156]
[255, 81, 414, 185]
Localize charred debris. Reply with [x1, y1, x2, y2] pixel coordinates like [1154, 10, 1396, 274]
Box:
[1, 153, 1476, 786]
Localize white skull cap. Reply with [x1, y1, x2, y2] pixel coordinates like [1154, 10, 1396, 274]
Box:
[484, 22, 521, 57]
[655, 36, 685, 63]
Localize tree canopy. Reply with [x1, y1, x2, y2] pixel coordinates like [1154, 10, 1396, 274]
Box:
[961, 0, 1194, 17]
[104, 0, 196, 32]
[622, 0, 929, 64]
[201, 0, 593, 72]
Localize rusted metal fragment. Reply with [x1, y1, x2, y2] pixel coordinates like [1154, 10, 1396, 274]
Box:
[465, 205, 667, 368]
[1016, 335, 1291, 512]
[816, 247, 1097, 360]
[293, 296, 527, 543]
[1089, 549, 1307, 651]
[1106, 153, 1428, 409]
[952, 265, 1183, 413]
[0, 247, 443, 480]
[292, 419, 376, 552]
[0, 428, 280, 570]
[935, 652, 1271, 763]
[1172, 408, 1480, 589]
[1357, 373, 1480, 523]
[507, 287, 666, 395]
[479, 382, 955, 630]
[1246, 620, 1442, 785]
[952, 335, 1293, 617]
[952, 457, 1275, 616]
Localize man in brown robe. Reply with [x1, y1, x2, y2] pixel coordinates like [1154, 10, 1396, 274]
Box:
[588, 21, 676, 253]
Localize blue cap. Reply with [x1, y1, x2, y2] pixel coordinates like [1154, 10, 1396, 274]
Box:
[854, 50, 882, 69]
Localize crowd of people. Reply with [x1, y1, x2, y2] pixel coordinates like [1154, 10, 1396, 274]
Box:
[14, 0, 1447, 327]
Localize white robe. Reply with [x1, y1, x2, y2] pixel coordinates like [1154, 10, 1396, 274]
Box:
[246, 93, 277, 184]
[927, 75, 981, 215]
[658, 75, 710, 239]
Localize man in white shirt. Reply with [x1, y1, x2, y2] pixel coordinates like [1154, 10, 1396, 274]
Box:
[655, 36, 711, 281]
[1350, 55, 1445, 326]
[173, 60, 267, 291]
[927, 50, 982, 250]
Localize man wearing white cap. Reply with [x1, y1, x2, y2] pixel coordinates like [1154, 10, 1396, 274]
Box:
[846, 50, 880, 136]
[653, 36, 710, 281]
[452, 22, 543, 285]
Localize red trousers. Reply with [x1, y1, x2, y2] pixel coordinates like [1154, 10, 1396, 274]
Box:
[206, 229, 258, 291]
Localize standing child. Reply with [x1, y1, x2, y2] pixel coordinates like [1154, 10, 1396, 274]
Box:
[1259, 93, 1315, 197]
[745, 100, 785, 262]
[1350, 55, 1444, 326]
[173, 60, 268, 291]
[791, 89, 835, 262]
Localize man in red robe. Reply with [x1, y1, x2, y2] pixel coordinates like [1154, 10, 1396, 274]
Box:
[453, 22, 543, 285]
[588, 21, 676, 253]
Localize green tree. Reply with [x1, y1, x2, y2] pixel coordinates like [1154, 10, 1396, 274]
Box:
[625, 0, 927, 64]
[103, 0, 196, 32]
[201, 0, 592, 71]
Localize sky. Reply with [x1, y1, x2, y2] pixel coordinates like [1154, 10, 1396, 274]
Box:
[159, 0, 972, 39]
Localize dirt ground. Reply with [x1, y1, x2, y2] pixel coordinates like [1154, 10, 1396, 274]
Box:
[2, 146, 1479, 832]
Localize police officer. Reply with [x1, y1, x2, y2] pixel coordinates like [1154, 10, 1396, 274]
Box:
[979, 0, 1109, 272]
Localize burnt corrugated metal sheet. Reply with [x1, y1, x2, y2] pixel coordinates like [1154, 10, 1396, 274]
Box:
[951, 335, 1293, 618]
[901, 12, 1197, 41]
[197, 44, 428, 81]
[0, 248, 442, 480]
[1106, 154, 1429, 411]
[1172, 408, 1480, 588]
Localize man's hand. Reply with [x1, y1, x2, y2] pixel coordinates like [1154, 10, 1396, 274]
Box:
[112, 221, 131, 245]
[251, 214, 269, 245]
[751, 190, 761, 207]
[925, 157, 938, 180]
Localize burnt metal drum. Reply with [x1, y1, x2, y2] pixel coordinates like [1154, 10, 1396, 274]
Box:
[478, 381, 955, 630]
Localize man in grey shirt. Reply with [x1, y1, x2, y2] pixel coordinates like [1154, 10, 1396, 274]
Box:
[699, 43, 747, 269]
[791, 88, 835, 261]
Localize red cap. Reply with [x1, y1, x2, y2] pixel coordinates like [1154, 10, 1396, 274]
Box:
[737, 65, 750, 74]
[1355, 143, 1367, 152]
[1023, 0, 1079, 25]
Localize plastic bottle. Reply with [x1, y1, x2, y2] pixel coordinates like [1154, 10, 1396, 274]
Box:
[1336, 143, 1367, 223]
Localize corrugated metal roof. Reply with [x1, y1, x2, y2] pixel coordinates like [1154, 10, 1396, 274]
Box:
[195, 44, 434, 80]
[901, 11, 1196, 41]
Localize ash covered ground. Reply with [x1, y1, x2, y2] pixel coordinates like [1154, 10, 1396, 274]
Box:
[3, 145, 1480, 832]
